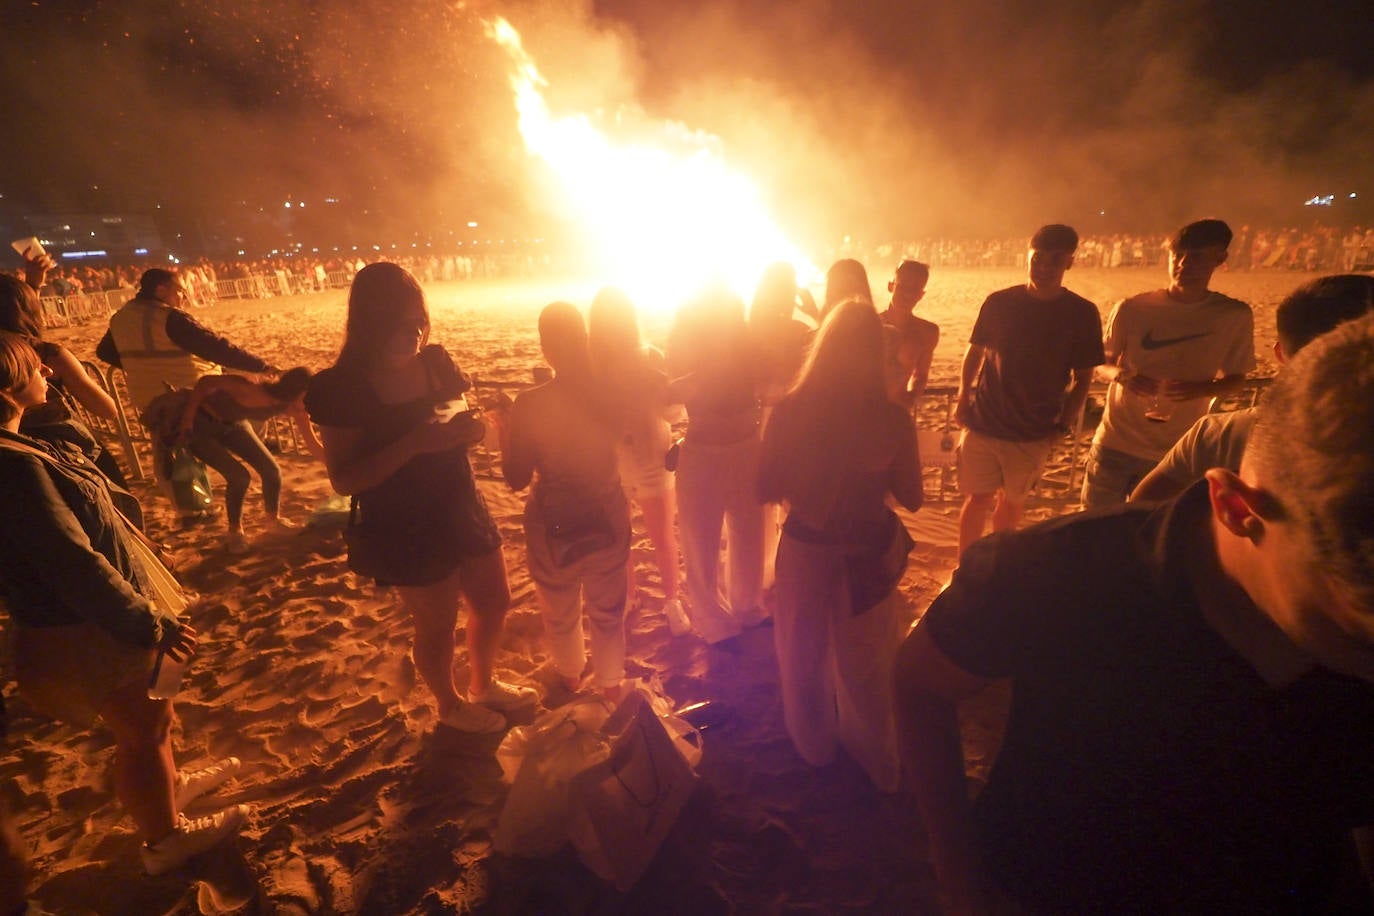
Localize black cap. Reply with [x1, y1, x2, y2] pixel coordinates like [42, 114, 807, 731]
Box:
[1171, 219, 1232, 251]
[1030, 224, 1078, 253]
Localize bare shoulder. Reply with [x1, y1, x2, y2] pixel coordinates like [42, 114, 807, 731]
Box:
[45, 343, 83, 376]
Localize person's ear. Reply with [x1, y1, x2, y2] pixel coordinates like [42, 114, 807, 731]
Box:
[1273, 340, 1287, 364]
[1206, 468, 1265, 542]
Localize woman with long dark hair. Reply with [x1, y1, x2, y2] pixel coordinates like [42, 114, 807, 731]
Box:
[305, 263, 531, 733]
[758, 298, 923, 791]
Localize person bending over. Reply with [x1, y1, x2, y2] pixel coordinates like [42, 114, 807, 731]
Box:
[896, 313, 1374, 913]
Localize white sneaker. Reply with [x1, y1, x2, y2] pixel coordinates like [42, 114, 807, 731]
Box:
[439, 702, 507, 734]
[663, 599, 692, 638]
[695, 609, 743, 645]
[141, 805, 250, 876]
[735, 604, 771, 628]
[466, 679, 538, 711]
[175, 756, 243, 810]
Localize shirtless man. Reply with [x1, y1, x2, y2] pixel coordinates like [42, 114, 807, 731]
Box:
[880, 259, 940, 408]
[497, 302, 630, 700]
[897, 312, 1374, 913]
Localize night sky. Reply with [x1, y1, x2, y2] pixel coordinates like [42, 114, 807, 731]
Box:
[2, 0, 1372, 247]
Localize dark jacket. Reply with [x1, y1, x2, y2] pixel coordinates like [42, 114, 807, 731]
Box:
[0, 429, 168, 646]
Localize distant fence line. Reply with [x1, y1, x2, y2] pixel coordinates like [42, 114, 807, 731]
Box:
[38, 269, 355, 329]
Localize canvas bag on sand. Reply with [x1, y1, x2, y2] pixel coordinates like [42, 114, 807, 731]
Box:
[493, 696, 615, 858]
[565, 689, 701, 891]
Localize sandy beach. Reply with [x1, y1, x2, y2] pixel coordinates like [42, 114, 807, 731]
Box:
[3, 265, 1306, 914]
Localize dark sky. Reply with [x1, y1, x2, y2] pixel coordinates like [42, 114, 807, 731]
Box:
[2, 0, 1371, 247]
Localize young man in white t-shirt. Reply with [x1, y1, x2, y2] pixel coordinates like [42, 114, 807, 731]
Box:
[1081, 219, 1255, 507]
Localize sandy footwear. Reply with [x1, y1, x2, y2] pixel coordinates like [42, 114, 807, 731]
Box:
[175, 756, 243, 811]
[694, 610, 743, 645]
[735, 604, 771, 629]
[663, 599, 692, 638]
[439, 702, 507, 734]
[466, 679, 538, 712]
[141, 805, 250, 876]
[225, 531, 251, 555]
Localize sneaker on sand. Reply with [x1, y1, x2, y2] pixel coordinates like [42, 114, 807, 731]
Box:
[466, 679, 538, 711]
[141, 805, 250, 876]
[175, 756, 243, 811]
[735, 604, 771, 629]
[695, 610, 743, 645]
[439, 702, 507, 734]
[663, 599, 692, 638]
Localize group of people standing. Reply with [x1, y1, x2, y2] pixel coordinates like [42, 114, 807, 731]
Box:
[7, 219, 1374, 913]
[301, 260, 930, 804]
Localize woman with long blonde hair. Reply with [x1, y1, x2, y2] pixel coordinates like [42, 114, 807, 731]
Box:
[758, 298, 923, 791]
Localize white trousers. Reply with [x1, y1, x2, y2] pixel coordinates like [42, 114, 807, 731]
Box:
[525, 499, 631, 687]
[675, 435, 765, 640]
[772, 532, 903, 792]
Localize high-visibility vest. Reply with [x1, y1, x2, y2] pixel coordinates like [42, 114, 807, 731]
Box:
[107, 297, 217, 411]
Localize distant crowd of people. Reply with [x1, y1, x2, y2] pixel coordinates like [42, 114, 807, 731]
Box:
[4, 218, 1374, 912]
[868, 223, 1374, 272]
[11, 221, 1372, 311]
[17, 249, 550, 309]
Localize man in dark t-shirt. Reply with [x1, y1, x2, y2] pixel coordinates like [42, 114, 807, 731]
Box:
[896, 313, 1374, 913]
[954, 225, 1103, 559]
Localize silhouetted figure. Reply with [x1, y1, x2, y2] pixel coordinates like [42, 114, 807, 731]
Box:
[897, 312, 1374, 913]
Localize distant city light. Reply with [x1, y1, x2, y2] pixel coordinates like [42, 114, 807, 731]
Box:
[1352, 192, 1359, 199]
[61, 250, 108, 259]
[134, 248, 148, 255]
[467, 221, 479, 228]
[1304, 194, 1335, 206]
[284, 202, 292, 208]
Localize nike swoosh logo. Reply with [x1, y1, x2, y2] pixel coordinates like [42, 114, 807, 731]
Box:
[1141, 330, 1211, 350]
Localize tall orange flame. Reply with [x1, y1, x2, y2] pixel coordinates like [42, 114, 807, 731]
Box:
[487, 17, 815, 312]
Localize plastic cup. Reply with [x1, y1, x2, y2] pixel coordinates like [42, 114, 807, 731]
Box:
[1144, 381, 1174, 422]
[10, 237, 44, 259]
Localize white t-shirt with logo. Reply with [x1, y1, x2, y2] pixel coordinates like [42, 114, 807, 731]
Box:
[1093, 289, 1255, 461]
